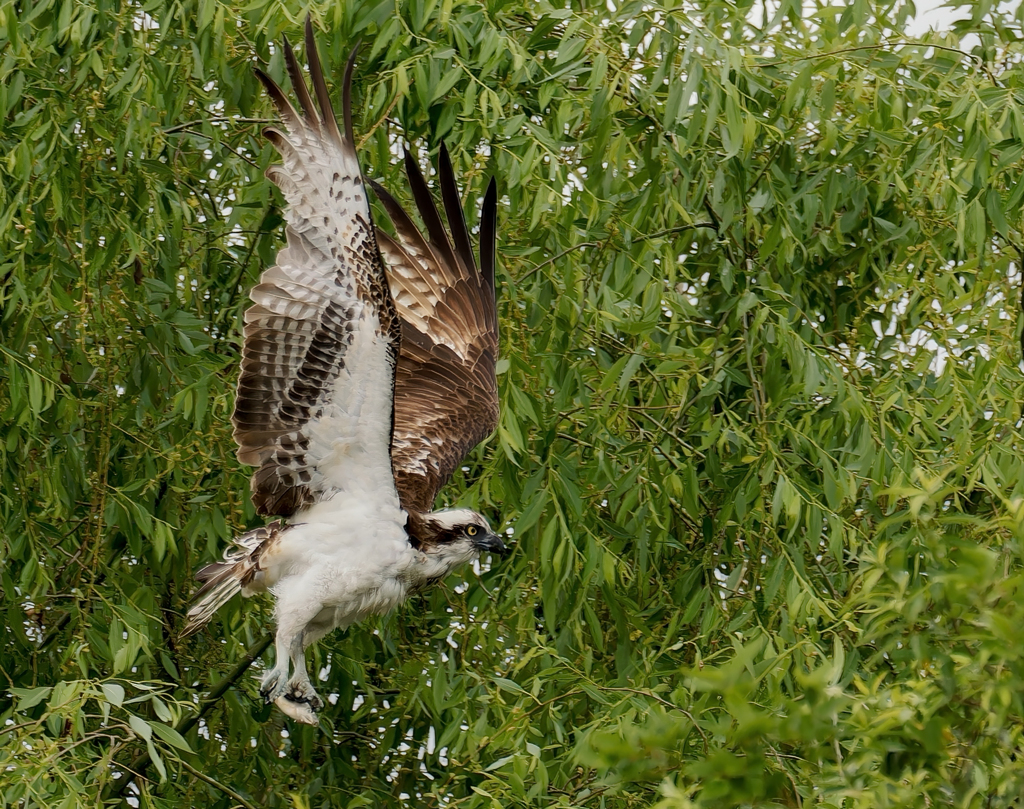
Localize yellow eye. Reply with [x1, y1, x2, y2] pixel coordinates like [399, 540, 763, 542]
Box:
[466, 526, 479, 537]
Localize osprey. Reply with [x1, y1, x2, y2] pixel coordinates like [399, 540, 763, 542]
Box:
[183, 19, 504, 725]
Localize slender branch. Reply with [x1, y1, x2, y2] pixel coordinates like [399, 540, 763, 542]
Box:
[111, 634, 273, 798]
[745, 142, 783, 195]
[167, 128, 261, 169]
[519, 242, 601, 281]
[635, 222, 718, 242]
[179, 634, 274, 737]
[177, 757, 259, 809]
[811, 553, 841, 602]
[767, 745, 804, 807]
[357, 96, 400, 150]
[702, 195, 722, 239]
[0, 343, 71, 395]
[519, 222, 718, 282]
[38, 552, 118, 651]
[601, 686, 709, 750]
[213, 204, 278, 338]
[757, 42, 994, 81]
[743, 309, 766, 423]
[996, 234, 1024, 370]
[1016, 262, 1024, 427]
[163, 117, 272, 135]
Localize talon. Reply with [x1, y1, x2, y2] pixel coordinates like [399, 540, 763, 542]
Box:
[260, 669, 288, 704]
[301, 692, 325, 712]
[284, 677, 324, 712]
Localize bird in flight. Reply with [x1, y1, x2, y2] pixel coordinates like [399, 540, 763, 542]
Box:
[183, 17, 505, 725]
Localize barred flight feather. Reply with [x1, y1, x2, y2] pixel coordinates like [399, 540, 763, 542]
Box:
[234, 23, 399, 517]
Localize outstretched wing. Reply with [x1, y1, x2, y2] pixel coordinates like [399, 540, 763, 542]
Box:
[368, 146, 499, 515]
[234, 19, 399, 517]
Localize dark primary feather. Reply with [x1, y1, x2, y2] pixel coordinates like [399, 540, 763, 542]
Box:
[372, 150, 500, 515]
[479, 178, 498, 294]
[438, 143, 475, 272]
[403, 150, 462, 274]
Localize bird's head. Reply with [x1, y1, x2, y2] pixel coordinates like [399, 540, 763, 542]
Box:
[409, 507, 508, 569]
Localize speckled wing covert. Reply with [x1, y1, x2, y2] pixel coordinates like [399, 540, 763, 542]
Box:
[368, 147, 499, 515]
[234, 19, 399, 517]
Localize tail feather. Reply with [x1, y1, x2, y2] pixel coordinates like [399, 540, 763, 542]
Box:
[195, 561, 229, 584]
[181, 521, 284, 638]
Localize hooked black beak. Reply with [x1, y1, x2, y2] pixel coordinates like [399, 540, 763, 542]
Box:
[473, 532, 509, 556]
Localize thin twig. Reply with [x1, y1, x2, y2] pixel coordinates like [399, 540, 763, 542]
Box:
[111, 634, 273, 798]
[635, 222, 718, 242]
[177, 757, 259, 809]
[745, 143, 783, 195]
[767, 745, 804, 807]
[163, 117, 272, 135]
[757, 42, 994, 81]
[520, 242, 601, 281]
[743, 308, 766, 423]
[167, 128, 261, 169]
[213, 204, 277, 336]
[520, 223, 718, 282]
[357, 96, 400, 150]
[601, 686, 710, 750]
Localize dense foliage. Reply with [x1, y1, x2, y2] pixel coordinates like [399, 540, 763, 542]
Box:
[4, 0, 1024, 806]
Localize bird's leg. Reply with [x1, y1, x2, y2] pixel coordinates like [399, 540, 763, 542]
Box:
[283, 633, 324, 710]
[259, 630, 294, 704]
[261, 603, 320, 705]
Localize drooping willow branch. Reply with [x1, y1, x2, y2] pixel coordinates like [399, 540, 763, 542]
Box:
[519, 222, 718, 282]
[110, 633, 273, 799]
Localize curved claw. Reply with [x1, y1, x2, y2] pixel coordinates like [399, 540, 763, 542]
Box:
[285, 677, 325, 712]
[260, 668, 288, 704]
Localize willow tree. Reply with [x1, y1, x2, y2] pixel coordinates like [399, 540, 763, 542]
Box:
[4, 0, 1024, 806]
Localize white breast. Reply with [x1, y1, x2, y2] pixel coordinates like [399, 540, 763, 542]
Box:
[258, 491, 416, 625]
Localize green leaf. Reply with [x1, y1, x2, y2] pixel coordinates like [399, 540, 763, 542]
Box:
[100, 683, 124, 708]
[493, 677, 525, 694]
[151, 721, 193, 753]
[128, 714, 152, 742]
[12, 686, 51, 712]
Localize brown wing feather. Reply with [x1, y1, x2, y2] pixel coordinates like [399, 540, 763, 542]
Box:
[235, 21, 399, 517]
[371, 150, 499, 514]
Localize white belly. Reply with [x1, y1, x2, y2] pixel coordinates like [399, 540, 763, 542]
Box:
[261, 494, 415, 631]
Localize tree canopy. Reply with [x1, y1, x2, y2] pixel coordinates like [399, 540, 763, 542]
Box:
[5, 0, 1024, 806]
